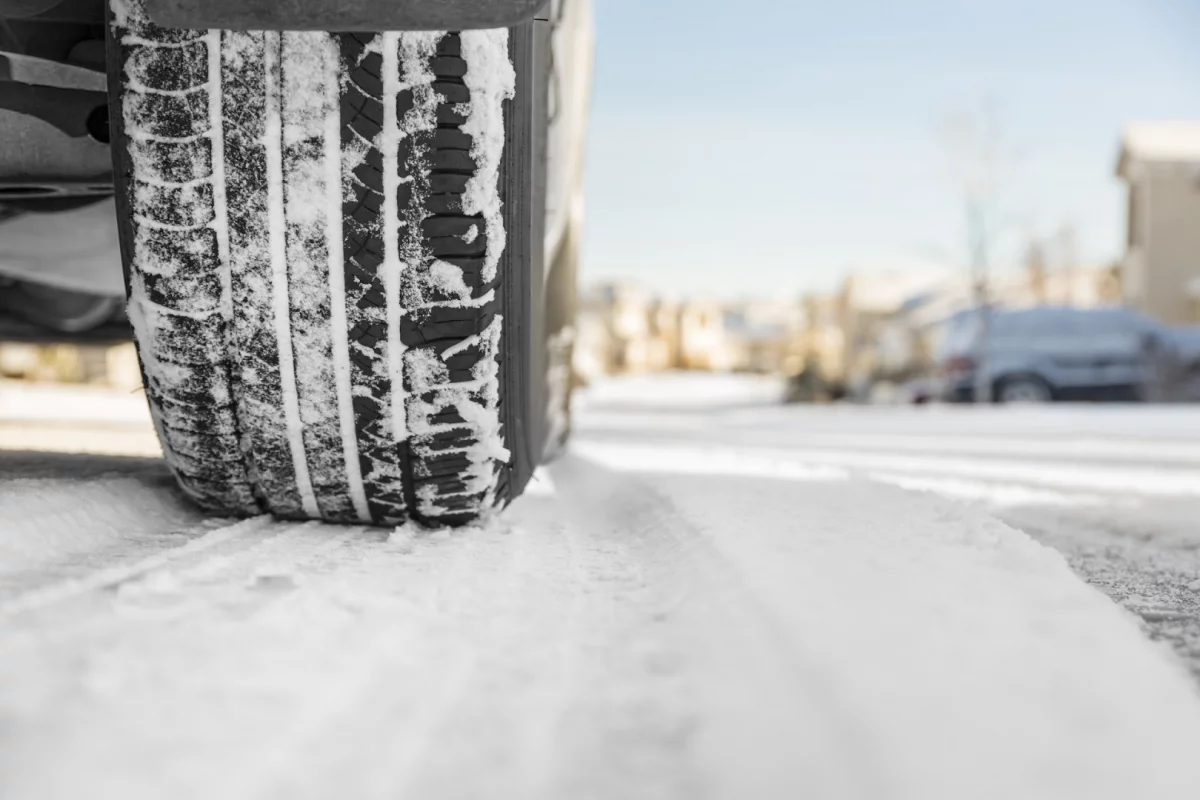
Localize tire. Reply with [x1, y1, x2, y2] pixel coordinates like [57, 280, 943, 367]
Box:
[107, 0, 547, 526]
[995, 374, 1053, 404]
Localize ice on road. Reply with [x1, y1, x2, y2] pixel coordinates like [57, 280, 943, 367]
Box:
[3, 374, 1200, 799]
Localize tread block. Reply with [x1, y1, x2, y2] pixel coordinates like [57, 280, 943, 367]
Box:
[124, 89, 210, 139]
[124, 39, 210, 92]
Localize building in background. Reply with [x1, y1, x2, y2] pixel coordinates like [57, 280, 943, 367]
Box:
[802, 263, 1122, 401]
[721, 300, 803, 374]
[0, 341, 140, 391]
[675, 299, 730, 371]
[791, 269, 952, 400]
[1117, 121, 1200, 325]
[575, 283, 801, 379]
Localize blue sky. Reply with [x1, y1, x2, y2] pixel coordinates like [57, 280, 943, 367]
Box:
[579, 0, 1200, 298]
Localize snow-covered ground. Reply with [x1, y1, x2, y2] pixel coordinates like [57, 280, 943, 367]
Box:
[3, 373, 1200, 799]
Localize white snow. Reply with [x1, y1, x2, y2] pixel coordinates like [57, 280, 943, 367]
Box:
[585, 440, 1200, 497]
[7, 376, 1200, 797]
[632, 471, 1200, 800]
[438, 331, 480, 361]
[4, 440, 1200, 798]
[0, 479, 202, 586]
[575, 439, 850, 483]
[377, 31, 408, 443]
[458, 30, 515, 284]
[0, 381, 151, 426]
[0, 381, 159, 456]
[320, 34, 370, 522]
[577, 370, 786, 410]
[866, 472, 1115, 508]
[109, 0, 130, 25]
[522, 466, 556, 496]
[280, 32, 363, 520]
[406, 314, 510, 514]
[264, 31, 319, 519]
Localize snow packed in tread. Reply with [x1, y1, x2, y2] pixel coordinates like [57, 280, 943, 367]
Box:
[113, 0, 518, 527]
[113, 0, 259, 517]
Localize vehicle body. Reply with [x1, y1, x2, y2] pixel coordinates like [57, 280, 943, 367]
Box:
[936, 306, 1175, 404]
[0, 0, 593, 525]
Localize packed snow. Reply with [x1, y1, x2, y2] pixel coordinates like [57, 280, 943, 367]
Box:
[458, 29, 515, 284]
[3, 373, 1200, 798]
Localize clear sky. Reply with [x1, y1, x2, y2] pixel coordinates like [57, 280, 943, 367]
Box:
[579, 0, 1200, 299]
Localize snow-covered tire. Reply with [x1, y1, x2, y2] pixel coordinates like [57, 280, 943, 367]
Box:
[107, 1, 544, 526]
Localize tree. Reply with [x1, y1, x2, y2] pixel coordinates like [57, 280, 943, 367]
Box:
[941, 101, 1010, 403]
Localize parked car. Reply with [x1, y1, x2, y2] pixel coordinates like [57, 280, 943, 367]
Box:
[0, 0, 593, 526]
[936, 306, 1178, 403]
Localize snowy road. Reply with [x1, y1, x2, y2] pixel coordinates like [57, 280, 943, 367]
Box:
[577, 375, 1200, 685]
[4, 375, 1200, 799]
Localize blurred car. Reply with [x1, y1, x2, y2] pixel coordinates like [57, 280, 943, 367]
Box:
[937, 306, 1177, 403]
[1167, 327, 1200, 402]
[901, 377, 938, 405]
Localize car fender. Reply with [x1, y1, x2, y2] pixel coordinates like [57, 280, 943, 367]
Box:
[140, 0, 547, 31]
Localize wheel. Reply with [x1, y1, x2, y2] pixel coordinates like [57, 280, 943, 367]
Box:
[107, 0, 555, 526]
[995, 375, 1053, 404]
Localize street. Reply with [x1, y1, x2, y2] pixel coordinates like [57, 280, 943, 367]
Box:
[3, 373, 1200, 799]
[577, 374, 1200, 685]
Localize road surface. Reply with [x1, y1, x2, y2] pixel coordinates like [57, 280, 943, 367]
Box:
[3, 373, 1200, 799]
[577, 374, 1200, 685]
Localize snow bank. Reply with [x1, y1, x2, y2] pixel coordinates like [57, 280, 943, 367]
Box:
[577, 371, 786, 411]
[4, 444, 1200, 798]
[574, 438, 1200, 499]
[0, 474, 203, 581]
[0, 381, 152, 426]
[668, 475, 1200, 799]
[559, 450, 1200, 799]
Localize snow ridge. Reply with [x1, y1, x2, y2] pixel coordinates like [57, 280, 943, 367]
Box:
[265, 32, 321, 519]
[280, 32, 360, 522]
[222, 30, 307, 517]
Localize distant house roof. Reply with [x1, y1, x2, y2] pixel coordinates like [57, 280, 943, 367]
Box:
[1117, 121, 1200, 178]
[842, 268, 955, 314]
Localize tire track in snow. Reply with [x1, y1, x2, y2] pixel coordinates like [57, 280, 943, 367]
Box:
[7, 450, 1200, 798]
[616, 464, 1200, 799]
[263, 30, 320, 519]
[547, 455, 881, 800]
[262, 478, 594, 800]
[253, 596, 489, 798]
[574, 438, 1200, 499]
[279, 31, 359, 522]
[0, 516, 275, 617]
[264, 455, 879, 799]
